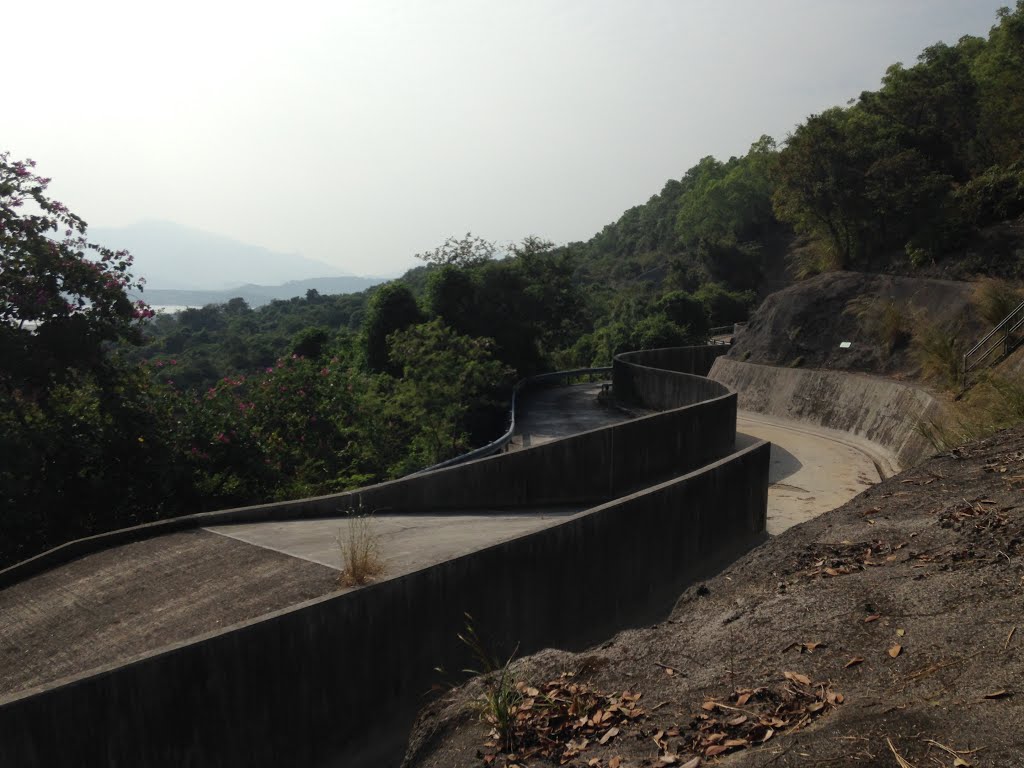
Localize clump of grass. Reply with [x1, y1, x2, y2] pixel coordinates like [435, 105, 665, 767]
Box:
[458, 614, 522, 752]
[972, 277, 1024, 327]
[845, 296, 911, 358]
[337, 512, 384, 587]
[918, 373, 1024, 451]
[910, 318, 965, 392]
[788, 240, 841, 280]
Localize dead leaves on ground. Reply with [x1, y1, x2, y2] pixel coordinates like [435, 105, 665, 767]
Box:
[796, 540, 907, 579]
[476, 672, 844, 766]
[477, 675, 644, 766]
[686, 675, 844, 761]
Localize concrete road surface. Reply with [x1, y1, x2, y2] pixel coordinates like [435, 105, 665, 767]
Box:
[207, 509, 583, 574]
[511, 382, 618, 449]
[735, 411, 893, 535]
[511, 384, 892, 535]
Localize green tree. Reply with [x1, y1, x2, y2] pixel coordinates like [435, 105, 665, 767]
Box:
[415, 232, 497, 268]
[362, 282, 424, 373]
[974, 3, 1024, 165]
[386, 320, 511, 469]
[0, 152, 180, 564]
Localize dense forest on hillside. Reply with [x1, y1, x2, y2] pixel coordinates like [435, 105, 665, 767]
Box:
[3, 4, 1024, 566]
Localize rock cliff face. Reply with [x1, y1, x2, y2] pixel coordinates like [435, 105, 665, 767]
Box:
[726, 270, 985, 376]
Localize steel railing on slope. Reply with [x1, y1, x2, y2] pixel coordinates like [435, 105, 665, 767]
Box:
[962, 299, 1024, 388]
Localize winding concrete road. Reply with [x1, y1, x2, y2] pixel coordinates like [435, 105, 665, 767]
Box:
[0, 379, 892, 696]
[509, 382, 889, 535]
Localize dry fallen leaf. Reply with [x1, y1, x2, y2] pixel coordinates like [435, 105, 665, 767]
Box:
[681, 758, 702, 768]
[864, 614, 882, 623]
[784, 671, 812, 686]
[609, 758, 622, 768]
[896, 628, 906, 637]
[599, 727, 620, 745]
[983, 689, 1012, 699]
[886, 737, 916, 768]
[889, 644, 903, 658]
[845, 656, 865, 668]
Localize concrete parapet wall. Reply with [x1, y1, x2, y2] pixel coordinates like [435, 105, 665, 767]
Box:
[614, 346, 731, 410]
[709, 357, 945, 469]
[354, 392, 736, 511]
[0, 442, 770, 768]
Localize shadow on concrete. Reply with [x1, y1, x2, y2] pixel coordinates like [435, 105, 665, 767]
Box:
[736, 433, 803, 485]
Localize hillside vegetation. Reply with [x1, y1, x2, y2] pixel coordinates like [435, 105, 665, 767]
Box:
[3, 4, 1024, 567]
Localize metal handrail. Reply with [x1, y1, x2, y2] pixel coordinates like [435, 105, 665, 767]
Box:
[962, 298, 1024, 386]
[412, 367, 613, 473]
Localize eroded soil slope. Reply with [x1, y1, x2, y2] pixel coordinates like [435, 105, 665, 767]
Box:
[405, 426, 1024, 768]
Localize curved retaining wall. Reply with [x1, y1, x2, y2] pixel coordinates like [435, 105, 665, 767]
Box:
[614, 346, 731, 410]
[0, 346, 769, 768]
[709, 357, 945, 469]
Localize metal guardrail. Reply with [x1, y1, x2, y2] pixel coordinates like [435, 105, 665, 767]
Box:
[412, 367, 613, 473]
[962, 299, 1024, 387]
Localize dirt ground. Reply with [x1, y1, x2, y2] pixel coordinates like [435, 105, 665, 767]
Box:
[404, 425, 1024, 768]
[0, 529, 337, 698]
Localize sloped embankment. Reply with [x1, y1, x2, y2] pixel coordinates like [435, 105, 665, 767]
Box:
[404, 425, 1024, 768]
[710, 358, 941, 470]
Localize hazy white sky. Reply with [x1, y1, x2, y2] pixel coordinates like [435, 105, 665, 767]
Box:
[5, 1, 1006, 276]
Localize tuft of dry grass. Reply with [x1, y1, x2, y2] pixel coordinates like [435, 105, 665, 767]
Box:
[910, 317, 965, 391]
[918, 372, 1024, 451]
[788, 240, 841, 281]
[845, 296, 911, 358]
[972, 277, 1024, 328]
[337, 514, 384, 587]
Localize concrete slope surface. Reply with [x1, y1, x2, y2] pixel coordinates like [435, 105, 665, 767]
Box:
[0, 530, 337, 698]
[207, 509, 584, 573]
[736, 411, 892, 535]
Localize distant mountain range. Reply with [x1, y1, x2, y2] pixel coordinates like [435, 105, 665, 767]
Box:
[138, 276, 387, 309]
[90, 220, 379, 291]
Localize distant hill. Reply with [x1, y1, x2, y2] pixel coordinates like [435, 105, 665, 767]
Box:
[138, 276, 386, 308]
[90, 220, 357, 291]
